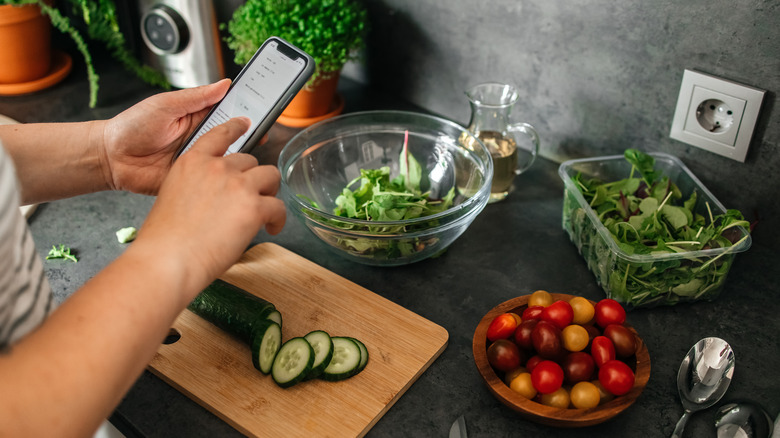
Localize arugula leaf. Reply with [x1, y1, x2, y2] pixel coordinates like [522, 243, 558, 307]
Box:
[46, 244, 78, 263]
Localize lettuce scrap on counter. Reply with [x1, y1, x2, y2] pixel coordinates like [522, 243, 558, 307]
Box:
[566, 149, 751, 307]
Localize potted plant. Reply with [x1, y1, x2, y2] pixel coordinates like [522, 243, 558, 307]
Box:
[0, 0, 168, 107]
[224, 0, 368, 126]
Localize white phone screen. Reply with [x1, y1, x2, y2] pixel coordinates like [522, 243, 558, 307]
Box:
[180, 40, 307, 155]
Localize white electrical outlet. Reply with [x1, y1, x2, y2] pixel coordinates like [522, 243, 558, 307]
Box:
[670, 69, 765, 162]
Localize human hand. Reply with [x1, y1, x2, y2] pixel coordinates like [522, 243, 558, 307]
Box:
[100, 79, 231, 195]
[132, 117, 286, 295]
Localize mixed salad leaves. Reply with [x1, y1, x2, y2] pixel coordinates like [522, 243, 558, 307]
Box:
[298, 131, 456, 259]
[564, 149, 751, 308]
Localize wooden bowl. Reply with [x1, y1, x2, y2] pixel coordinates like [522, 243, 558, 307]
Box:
[472, 293, 651, 427]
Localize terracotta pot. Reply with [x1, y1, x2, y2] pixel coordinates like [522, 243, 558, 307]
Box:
[282, 70, 341, 119]
[0, 3, 52, 84]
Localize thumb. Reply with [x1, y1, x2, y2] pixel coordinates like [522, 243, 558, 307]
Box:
[189, 117, 251, 157]
[172, 79, 232, 116]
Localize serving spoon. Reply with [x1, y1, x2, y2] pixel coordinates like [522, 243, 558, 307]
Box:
[715, 402, 774, 438]
[671, 337, 735, 438]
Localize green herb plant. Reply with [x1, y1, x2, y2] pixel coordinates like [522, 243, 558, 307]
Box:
[298, 131, 456, 259]
[563, 149, 750, 308]
[46, 244, 78, 263]
[224, 0, 368, 87]
[3, 0, 169, 107]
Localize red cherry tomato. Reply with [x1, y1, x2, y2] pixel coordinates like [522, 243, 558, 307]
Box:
[486, 313, 519, 342]
[531, 360, 564, 394]
[603, 324, 637, 358]
[513, 319, 539, 350]
[487, 339, 522, 372]
[594, 299, 626, 328]
[522, 306, 544, 321]
[562, 351, 596, 384]
[525, 355, 544, 373]
[598, 359, 635, 396]
[541, 300, 574, 330]
[531, 320, 564, 360]
[590, 336, 616, 368]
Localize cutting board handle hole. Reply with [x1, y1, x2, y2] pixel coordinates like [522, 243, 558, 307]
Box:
[163, 328, 181, 345]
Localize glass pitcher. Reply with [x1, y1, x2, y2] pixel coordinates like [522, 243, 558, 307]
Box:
[464, 83, 540, 203]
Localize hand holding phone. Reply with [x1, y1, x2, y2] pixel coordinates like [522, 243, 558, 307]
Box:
[176, 37, 315, 158]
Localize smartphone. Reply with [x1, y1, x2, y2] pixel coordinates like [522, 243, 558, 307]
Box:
[175, 36, 315, 158]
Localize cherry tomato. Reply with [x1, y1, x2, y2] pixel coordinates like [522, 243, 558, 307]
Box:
[603, 324, 637, 358]
[570, 381, 601, 409]
[503, 366, 527, 385]
[525, 355, 544, 373]
[590, 336, 616, 368]
[569, 296, 595, 325]
[487, 339, 522, 372]
[591, 379, 615, 404]
[539, 387, 570, 408]
[531, 360, 564, 394]
[513, 319, 539, 350]
[583, 324, 601, 348]
[594, 299, 626, 328]
[541, 300, 574, 330]
[486, 313, 519, 342]
[508, 312, 523, 325]
[522, 305, 544, 321]
[531, 320, 564, 360]
[561, 324, 590, 352]
[508, 372, 537, 399]
[598, 360, 635, 396]
[562, 351, 595, 384]
[529, 290, 553, 308]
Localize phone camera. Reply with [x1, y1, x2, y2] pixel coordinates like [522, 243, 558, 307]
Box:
[141, 5, 189, 54]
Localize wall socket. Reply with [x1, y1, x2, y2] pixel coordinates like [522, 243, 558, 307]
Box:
[670, 69, 765, 162]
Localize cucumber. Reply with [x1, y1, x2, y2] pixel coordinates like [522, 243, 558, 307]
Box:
[350, 337, 369, 374]
[303, 330, 334, 380]
[272, 337, 314, 388]
[320, 337, 362, 381]
[188, 279, 275, 344]
[250, 320, 282, 375]
[265, 309, 282, 327]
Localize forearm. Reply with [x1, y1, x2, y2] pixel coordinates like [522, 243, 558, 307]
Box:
[0, 240, 199, 438]
[0, 120, 111, 205]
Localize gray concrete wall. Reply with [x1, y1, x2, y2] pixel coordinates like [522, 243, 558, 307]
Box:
[218, 0, 779, 248]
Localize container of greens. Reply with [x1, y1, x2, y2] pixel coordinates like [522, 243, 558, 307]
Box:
[559, 150, 751, 308]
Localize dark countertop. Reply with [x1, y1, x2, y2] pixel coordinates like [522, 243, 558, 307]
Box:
[5, 60, 779, 438]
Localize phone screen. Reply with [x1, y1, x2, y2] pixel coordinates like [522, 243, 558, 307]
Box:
[178, 40, 308, 156]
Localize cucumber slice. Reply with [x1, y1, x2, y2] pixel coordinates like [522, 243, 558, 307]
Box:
[349, 337, 369, 375]
[250, 320, 282, 375]
[272, 337, 314, 388]
[303, 330, 334, 379]
[320, 337, 361, 381]
[265, 309, 282, 327]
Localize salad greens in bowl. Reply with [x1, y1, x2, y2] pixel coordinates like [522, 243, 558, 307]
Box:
[559, 149, 751, 308]
[278, 110, 493, 266]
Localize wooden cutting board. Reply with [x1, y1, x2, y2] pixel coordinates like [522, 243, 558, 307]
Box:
[148, 243, 449, 437]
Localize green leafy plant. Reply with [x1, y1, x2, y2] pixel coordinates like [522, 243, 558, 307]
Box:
[224, 0, 368, 86]
[46, 244, 78, 262]
[2, 0, 169, 107]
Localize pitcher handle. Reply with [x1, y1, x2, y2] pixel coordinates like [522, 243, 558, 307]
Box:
[507, 122, 540, 175]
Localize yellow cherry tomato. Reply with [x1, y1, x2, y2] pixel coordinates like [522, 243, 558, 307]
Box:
[570, 381, 601, 409]
[509, 372, 537, 399]
[569, 296, 595, 325]
[504, 366, 528, 385]
[508, 312, 523, 325]
[540, 387, 570, 408]
[561, 324, 590, 352]
[591, 380, 615, 404]
[529, 290, 553, 308]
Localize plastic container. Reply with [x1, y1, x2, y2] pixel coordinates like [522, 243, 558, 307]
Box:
[558, 152, 751, 308]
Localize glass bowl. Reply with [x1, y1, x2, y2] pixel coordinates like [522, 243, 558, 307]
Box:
[278, 110, 493, 266]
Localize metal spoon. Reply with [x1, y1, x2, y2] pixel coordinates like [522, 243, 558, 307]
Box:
[715, 402, 774, 438]
[671, 337, 736, 438]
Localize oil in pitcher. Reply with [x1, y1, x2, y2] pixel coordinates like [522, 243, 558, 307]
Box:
[464, 83, 539, 203]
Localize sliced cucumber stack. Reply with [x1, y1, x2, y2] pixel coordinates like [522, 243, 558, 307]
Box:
[303, 330, 334, 380]
[271, 337, 314, 388]
[250, 320, 282, 375]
